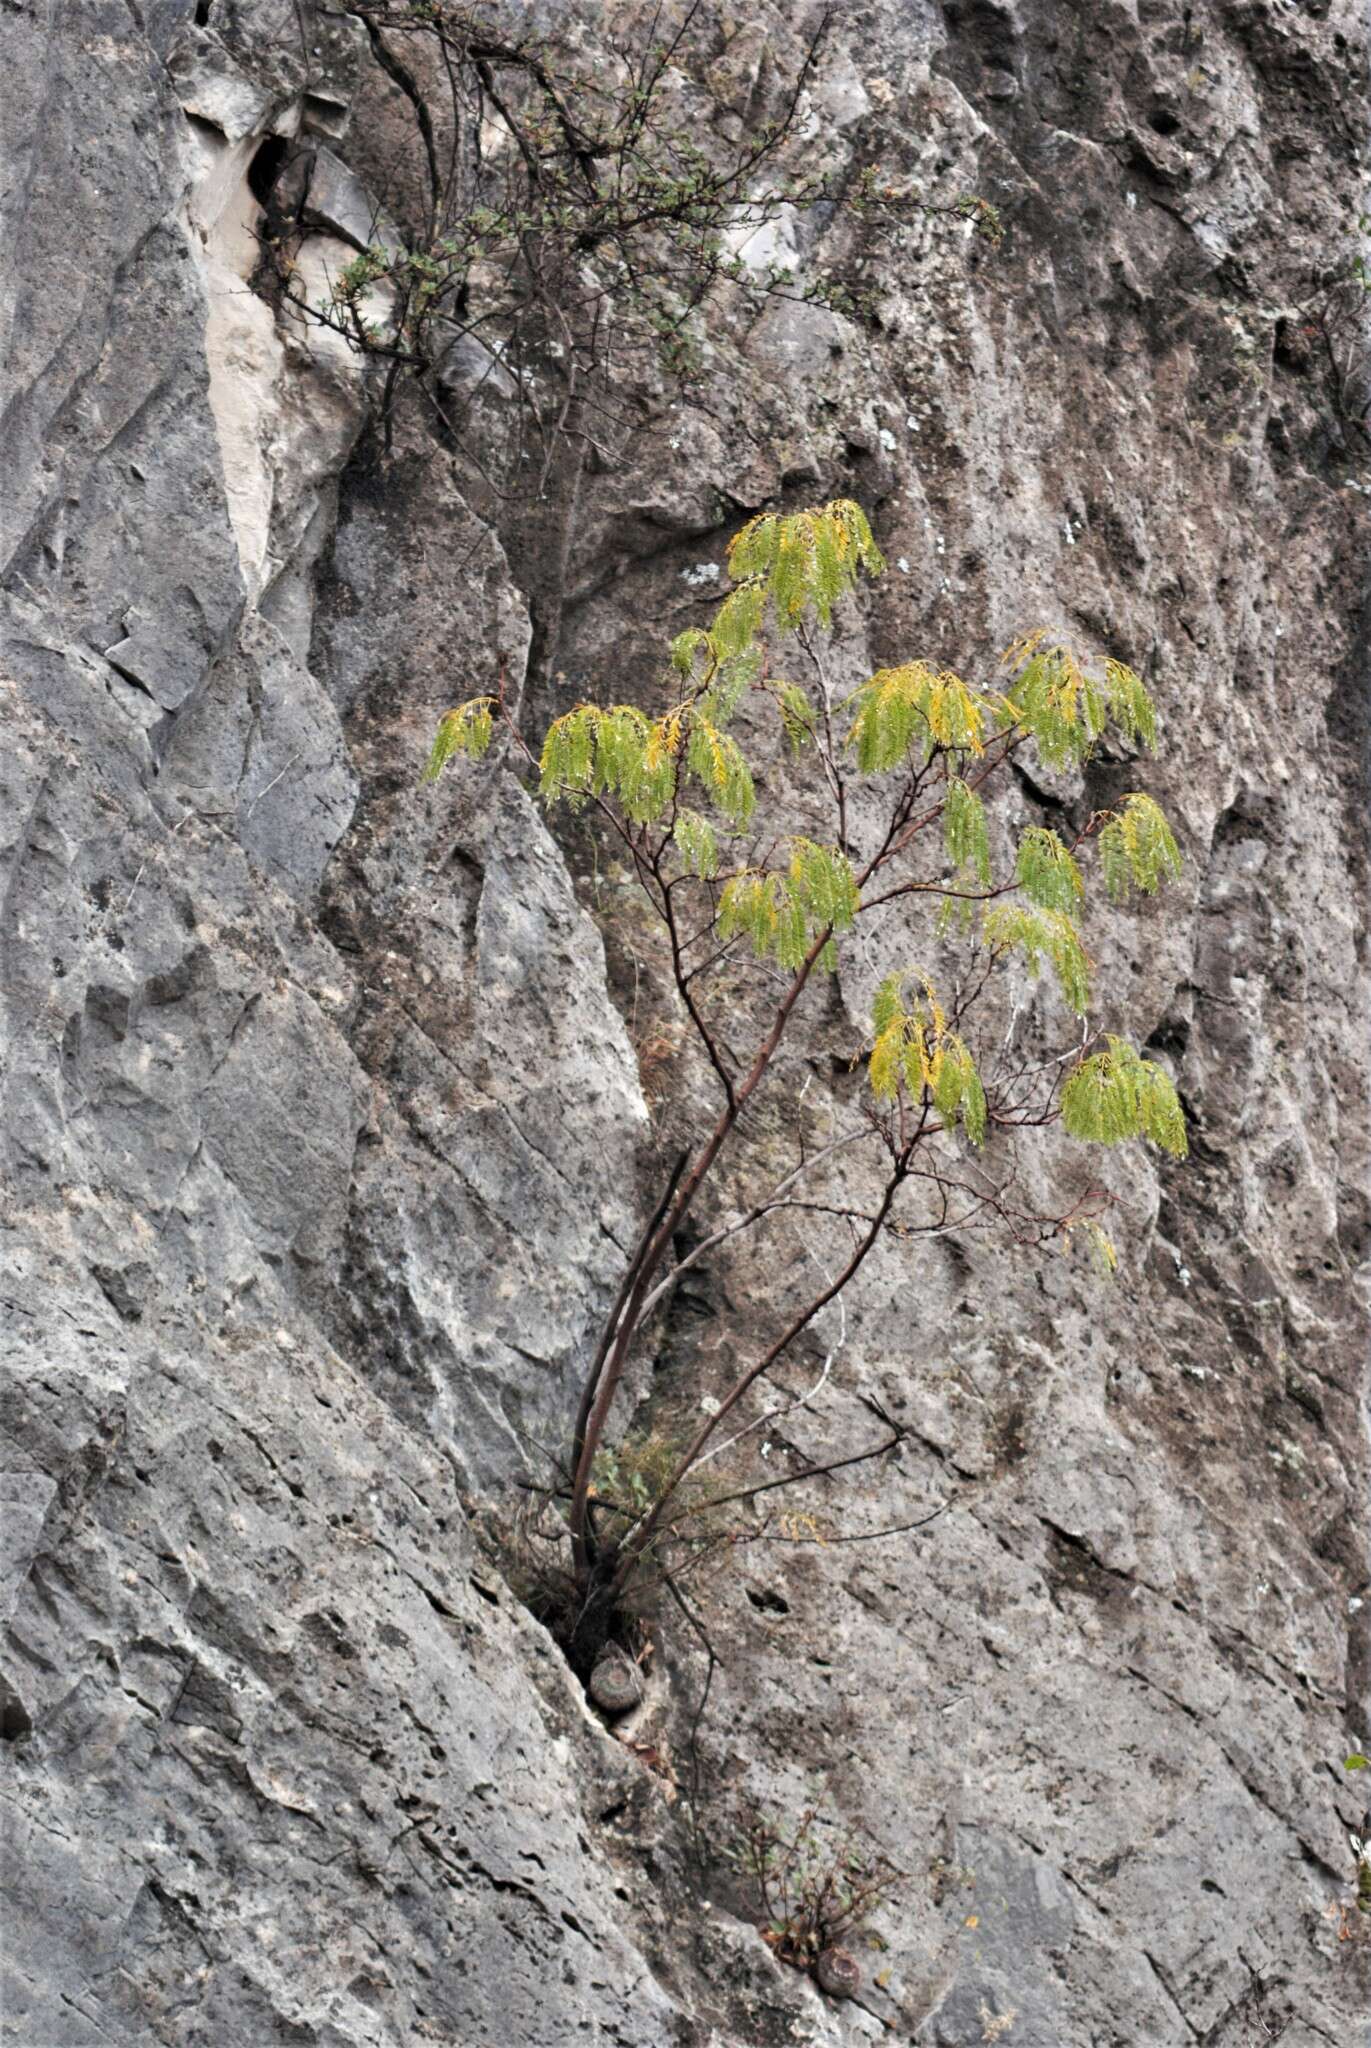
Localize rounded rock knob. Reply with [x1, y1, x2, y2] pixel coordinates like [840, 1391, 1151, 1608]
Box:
[588, 1650, 643, 1715]
[815, 1946, 861, 1999]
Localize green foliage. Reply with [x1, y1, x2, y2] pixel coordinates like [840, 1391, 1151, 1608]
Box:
[868, 975, 987, 1143]
[1061, 1036, 1188, 1156]
[424, 695, 496, 779]
[1016, 827, 1084, 916]
[1105, 659, 1158, 751]
[719, 873, 810, 972]
[681, 503, 881, 706]
[999, 636, 1157, 768]
[589, 1429, 684, 1540]
[776, 681, 818, 754]
[670, 627, 711, 678]
[720, 840, 859, 971]
[335, 247, 388, 301]
[847, 662, 986, 773]
[983, 904, 1092, 1015]
[956, 193, 1004, 245]
[1099, 793, 1183, 901]
[789, 837, 861, 930]
[538, 702, 669, 820]
[944, 777, 991, 884]
[685, 712, 757, 825]
[725, 500, 884, 632]
[708, 581, 767, 661]
[536, 700, 755, 826]
[699, 646, 761, 727]
[673, 810, 719, 879]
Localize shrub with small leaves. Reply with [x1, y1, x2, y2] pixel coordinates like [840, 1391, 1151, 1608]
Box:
[302, 7, 1000, 474]
[730, 1801, 903, 1976]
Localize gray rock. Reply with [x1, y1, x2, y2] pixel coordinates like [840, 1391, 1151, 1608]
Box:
[167, 26, 279, 142]
[160, 610, 358, 901]
[0, 5, 244, 713]
[589, 1650, 645, 1714]
[1, 0, 1368, 2045]
[303, 145, 405, 262]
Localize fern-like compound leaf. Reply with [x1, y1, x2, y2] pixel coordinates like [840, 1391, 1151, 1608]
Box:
[1061, 1036, 1187, 1156]
[866, 972, 986, 1144]
[670, 627, 711, 678]
[944, 777, 991, 885]
[719, 871, 808, 970]
[776, 682, 817, 753]
[847, 664, 986, 773]
[725, 499, 884, 635]
[717, 840, 857, 971]
[983, 904, 1092, 1015]
[787, 838, 860, 932]
[684, 714, 755, 826]
[424, 696, 496, 780]
[1104, 659, 1158, 751]
[1098, 792, 1182, 901]
[1016, 826, 1084, 916]
[673, 810, 719, 879]
[999, 637, 1160, 770]
[699, 645, 761, 728]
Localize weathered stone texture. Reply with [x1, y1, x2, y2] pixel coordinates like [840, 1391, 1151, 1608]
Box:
[1, 1, 1367, 2044]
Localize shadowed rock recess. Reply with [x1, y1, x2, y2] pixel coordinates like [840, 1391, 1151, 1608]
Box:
[1, 2, 1368, 2043]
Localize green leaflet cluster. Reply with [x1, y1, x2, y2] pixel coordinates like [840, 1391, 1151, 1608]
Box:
[983, 905, 1092, 1015]
[1016, 827, 1085, 915]
[670, 632, 761, 723]
[998, 637, 1158, 768]
[1061, 1036, 1188, 1156]
[537, 701, 755, 826]
[724, 498, 884, 632]
[719, 840, 859, 972]
[1099, 793, 1184, 901]
[847, 663, 986, 772]
[672, 810, 719, 879]
[423, 696, 495, 780]
[868, 974, 987, 1144]
[776, 681, 818, 754]
[944, 778, 991, 884]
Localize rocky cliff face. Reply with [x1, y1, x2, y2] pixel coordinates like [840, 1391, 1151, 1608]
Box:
[2, 3, 1368, 2045]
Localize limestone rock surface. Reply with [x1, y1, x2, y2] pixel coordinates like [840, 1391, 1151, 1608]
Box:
[1, 2, 1367, 2046]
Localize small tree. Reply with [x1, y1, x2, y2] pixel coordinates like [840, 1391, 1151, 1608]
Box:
[427, 500, 1187, 1667]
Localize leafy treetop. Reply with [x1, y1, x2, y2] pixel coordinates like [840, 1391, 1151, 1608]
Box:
[428, 498, 1186, 1161]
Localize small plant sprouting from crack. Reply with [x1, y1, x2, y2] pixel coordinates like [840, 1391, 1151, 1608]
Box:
[728, 1798, 903, 1996]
